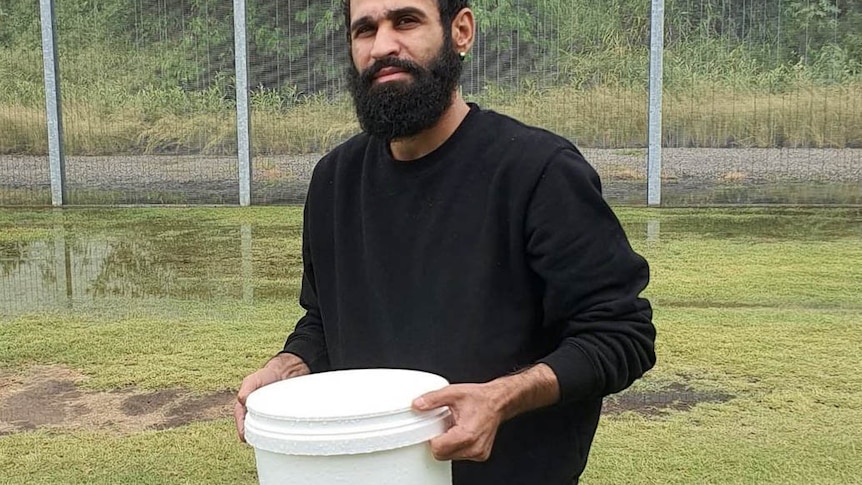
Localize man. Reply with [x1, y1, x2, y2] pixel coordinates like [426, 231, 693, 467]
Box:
[234, 0, 656, 483]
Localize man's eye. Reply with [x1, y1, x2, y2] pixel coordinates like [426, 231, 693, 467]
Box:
[397, 17, 418, 27]
[354, 26, 374, 37]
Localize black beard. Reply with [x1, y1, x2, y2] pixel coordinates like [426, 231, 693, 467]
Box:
[347, 40, 462, 141]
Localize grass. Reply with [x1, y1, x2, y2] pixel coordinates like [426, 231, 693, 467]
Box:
[1, 423, 258, 484]
[0, 98, 358, 156]
[3, 37, 862, 154]
[587, 310, 862, 485]
[4, 84, 862, 154]
[662, 84, 862, 148]
[0, 206, 861, 483]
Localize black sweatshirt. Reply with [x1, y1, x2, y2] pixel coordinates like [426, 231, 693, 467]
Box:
[282, 104, 656, 484]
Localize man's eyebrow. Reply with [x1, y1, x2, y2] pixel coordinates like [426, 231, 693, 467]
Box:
[350, 7, 428, 33]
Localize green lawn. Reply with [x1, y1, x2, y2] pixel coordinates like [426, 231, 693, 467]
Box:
[1, 207, 860, 484]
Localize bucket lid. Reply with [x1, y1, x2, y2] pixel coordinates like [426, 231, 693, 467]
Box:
[244, 368, 451, 456]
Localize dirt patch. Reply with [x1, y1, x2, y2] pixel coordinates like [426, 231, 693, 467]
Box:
[0, 366, 235, 436]
[603, 382, 733, 417]
[120, 389, 181, 416]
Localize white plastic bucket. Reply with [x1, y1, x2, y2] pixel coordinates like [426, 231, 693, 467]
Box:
[244, 368, 453, 485]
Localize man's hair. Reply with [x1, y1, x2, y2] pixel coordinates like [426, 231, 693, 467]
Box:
[342, 0, 471, 39]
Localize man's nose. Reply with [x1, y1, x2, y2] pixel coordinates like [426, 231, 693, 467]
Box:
[370, 25, 400, 60]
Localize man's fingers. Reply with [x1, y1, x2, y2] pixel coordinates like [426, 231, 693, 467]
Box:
[237, 369, 277, 405]
[236, 383, 253, 405]
[234, 400, 247, 443]
[234, 375, 260, 443]
[430, 427, 492, 461]
[236, 375, 260, 405]
[429, 427, 470, 460]
[413, 385, 462, 411]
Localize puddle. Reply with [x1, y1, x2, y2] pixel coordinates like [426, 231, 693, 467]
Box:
[662, 181, 861, 206]
[603, 382, 733, 417]
[1, 208, 858, 316]
[622, 208, 861, 242]
[603, 180, 861, 206]
[0, 366, 234, 435]
[0, 220, 300, 316]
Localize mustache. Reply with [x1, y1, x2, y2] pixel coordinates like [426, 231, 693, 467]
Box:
[360, 57, 424, 84]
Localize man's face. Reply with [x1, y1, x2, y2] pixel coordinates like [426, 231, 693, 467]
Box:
[346, 0, 463, 140]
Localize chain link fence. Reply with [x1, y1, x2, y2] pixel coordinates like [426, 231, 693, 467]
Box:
[660, 0, 862, 204]
[1, 0, 860, 206]
[0, 6, 51, 206]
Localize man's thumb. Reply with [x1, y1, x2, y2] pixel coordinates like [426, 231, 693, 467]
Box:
[412, 386, 451, 411]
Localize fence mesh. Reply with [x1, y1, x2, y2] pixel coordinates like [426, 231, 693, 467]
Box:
[0, 3, 51, 206]
[1, 0, 860, 206]
[244, 0, 653, 205]
[660, 0, 862, 204]
[58, 0, 240, 205]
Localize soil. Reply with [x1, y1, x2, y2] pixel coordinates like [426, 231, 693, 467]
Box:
[0, 366, 234, 436]
[0, 365, 733, 436]
[603, 382, 733, 417]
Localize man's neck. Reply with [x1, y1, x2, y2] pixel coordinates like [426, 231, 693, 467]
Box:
[388, 93, 470, 162]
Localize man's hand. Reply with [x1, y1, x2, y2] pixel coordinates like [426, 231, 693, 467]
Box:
[413, 383, 505, 461]
[234, 352, 310, 442]
[412, 364, 560, 462]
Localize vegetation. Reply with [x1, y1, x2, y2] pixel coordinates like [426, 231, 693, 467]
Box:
[1, 0, 861, 154]
[0, 206, 860, 483]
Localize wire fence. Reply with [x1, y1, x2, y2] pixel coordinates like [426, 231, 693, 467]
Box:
[1, 14, 51, 206]
[1, 0, 860, 206]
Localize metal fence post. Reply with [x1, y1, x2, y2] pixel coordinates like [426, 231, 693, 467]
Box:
[648, 0, 665, 206]
[40, 0, 66, 206]
[234, 0, 252, 206]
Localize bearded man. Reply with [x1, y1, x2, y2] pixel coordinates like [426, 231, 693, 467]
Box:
[234, 1, 656, 483]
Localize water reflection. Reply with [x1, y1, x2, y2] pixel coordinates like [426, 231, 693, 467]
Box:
[647, 219, 661, 243]
[621, 208, 861, 242]
[241, 224, 253, 303]
[3, 208, 858, 317]
[0, 236, 83, 314]
[0, 224, 272, 317]
[604, 181, 861, 207]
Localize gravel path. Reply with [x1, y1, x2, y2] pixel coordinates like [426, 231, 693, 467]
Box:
[2, 148, 860, 205]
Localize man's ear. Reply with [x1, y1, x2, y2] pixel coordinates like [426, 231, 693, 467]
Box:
[450, 8, 475, 56]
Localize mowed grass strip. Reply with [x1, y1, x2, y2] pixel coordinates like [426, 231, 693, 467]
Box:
[1, 308, 858, 485]
[585, 307, 862, 485]
[0, 301, 304, 391]
[0, 207, 860, 483]
[640, 238, 862, 309]
[0, 422, 258, 484]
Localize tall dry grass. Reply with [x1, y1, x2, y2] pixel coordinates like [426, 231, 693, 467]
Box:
[477, 83, 862, 148]
[3, 83, 860, 155]
[3, 38, 861, 154]
[662, 84, 862, 148]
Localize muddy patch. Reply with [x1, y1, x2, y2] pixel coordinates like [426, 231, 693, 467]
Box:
[603, 382, 733, 417]
[0, 366, 234, 436]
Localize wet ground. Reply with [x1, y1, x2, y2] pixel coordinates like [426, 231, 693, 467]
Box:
[0, 366, 234, 435]
[0, 208, 859, 435]
[3, 207, 858, 315]
[602, 383, 733, 417]
[0, 365, 731, 435]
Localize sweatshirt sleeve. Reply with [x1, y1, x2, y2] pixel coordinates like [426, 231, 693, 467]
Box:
[281, 200, 331, 373]
[529, 147, 656, 402]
